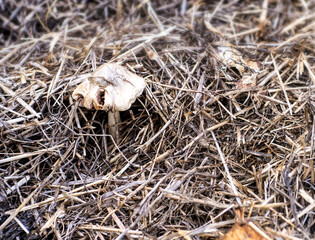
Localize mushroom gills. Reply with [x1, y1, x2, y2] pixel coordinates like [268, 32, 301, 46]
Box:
[97, 91, 105, 106]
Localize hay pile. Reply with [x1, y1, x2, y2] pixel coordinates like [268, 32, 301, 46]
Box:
[0, 0, 314, 239]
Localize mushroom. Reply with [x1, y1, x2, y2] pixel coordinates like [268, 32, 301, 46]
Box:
[72, 63, 146, 142]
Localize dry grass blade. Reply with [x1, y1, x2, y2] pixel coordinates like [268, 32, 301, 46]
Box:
[0, 1, 314, 239]
[211, 131, 242, 206]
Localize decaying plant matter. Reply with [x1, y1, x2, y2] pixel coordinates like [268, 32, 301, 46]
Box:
[0, 0, 314, 239]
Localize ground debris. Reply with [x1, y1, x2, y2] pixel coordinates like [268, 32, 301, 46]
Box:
[0, 0, 314, 239]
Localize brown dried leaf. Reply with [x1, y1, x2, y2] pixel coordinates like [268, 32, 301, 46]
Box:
[220, 222, 268, 240]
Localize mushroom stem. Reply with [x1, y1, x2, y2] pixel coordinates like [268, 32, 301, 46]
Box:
[108, 111, 121, 142]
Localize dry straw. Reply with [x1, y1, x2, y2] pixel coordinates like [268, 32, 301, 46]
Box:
[0, 0, 314, 239]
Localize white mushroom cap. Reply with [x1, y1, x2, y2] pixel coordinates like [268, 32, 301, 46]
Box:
[72, 63, 146, 111]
